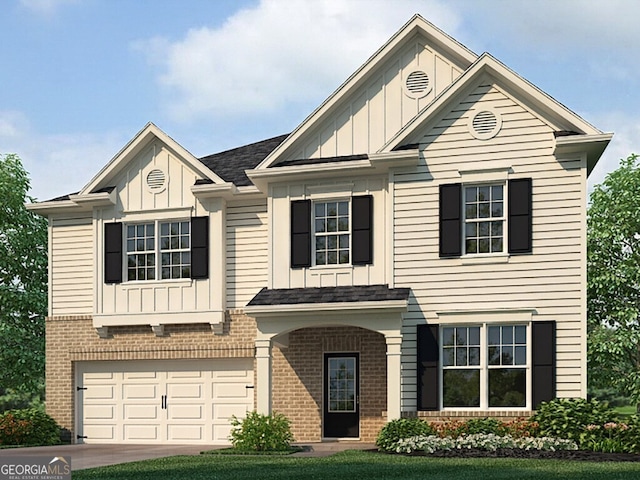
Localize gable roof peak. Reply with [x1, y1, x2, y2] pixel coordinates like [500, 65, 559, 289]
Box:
[255, 14, 478, 170]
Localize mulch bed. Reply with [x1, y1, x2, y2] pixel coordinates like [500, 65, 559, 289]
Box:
[373, 448, 640, 462]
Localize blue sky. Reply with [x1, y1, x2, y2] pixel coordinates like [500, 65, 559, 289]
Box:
[1, 0, 638, 201]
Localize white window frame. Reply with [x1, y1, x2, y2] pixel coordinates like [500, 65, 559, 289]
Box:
[125, 219, 191, 282]
[312, 198, 352, 267]
[440, 322, 531, 411]
[463, 182, 506, 256]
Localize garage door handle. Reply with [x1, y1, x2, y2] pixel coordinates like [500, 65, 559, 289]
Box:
[161, 395, 167, 409]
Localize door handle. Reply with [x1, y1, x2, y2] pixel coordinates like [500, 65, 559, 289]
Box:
[161, 395, 167, 409]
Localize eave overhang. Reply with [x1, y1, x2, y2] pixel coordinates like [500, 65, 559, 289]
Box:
[554, 133, 614, 176]
[244, 298, 409, 318]
[26, 189, 116, 215]
[246, 149, 419, 192]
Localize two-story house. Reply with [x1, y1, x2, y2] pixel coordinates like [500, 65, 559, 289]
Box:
[28, 15, 611, 444]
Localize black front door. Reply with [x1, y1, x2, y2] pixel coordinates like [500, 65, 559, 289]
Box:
[323, 353, 359, 438]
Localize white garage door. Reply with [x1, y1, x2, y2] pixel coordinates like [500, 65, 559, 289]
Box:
[76, 359, 254, 444]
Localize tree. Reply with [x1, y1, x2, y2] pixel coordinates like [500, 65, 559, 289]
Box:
[587, 153, 640, 406]
[0, 154, 47, 394]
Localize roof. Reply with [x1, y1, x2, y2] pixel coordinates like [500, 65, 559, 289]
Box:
[199, 134, 288, 186]
[273, 153, 368, 168]
[247, 284, 411, 306]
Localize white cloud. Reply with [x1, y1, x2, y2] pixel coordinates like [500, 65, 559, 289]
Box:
[587, 112, 640, 193]
[19, 0, 81, 16]
[456, 0, 640, 77]
[134, 0, 460, 123]
[0, 111, 125, 201]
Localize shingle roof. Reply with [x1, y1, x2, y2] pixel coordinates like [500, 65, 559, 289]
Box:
[273, 153, 368, 168]
[199, 134, 289, 186]
[247, 284, 411, 306]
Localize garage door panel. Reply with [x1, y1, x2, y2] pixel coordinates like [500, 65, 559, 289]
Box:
[124, 404, 159, 420]
[84, 385, 115, 400]
[213, 424, 233, 443]
[167, 383, 202, 399]
[168, 370, 204, 379]
[124, 371, 159, 380]
[84, 425, 116, 441]
[215, 404, 250, 420]
[214, 383, 251, 399]
[84, 405, 115, 420]
[124, 424, 159, 441]
[168, 425, 203, 441]
[170, 404, 203, 420]
[123, 384, 157, 400]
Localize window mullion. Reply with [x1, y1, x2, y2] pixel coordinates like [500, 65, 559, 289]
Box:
[155, 220, 160, 281]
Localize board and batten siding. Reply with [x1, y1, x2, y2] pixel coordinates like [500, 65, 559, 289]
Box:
[226, 199, 269, 308]
[50, 216, 94, 316]
[96, 140, 218, 320]
[395, 82, 587, 411]
[282, 35, 464, 162]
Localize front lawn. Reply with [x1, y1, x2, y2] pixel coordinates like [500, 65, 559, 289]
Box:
[74, 450, 640, 480]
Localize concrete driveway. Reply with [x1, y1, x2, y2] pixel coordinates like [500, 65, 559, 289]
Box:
[0, 442, 375, 470]
[0, 443, 220, 471]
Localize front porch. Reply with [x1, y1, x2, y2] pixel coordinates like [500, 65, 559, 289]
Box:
[244, 285, 409, 442]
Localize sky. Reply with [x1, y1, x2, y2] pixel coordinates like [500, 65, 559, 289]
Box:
[1, 0, 639, 201]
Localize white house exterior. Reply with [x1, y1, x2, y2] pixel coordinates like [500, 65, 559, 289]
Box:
[29, 15, 611, 444]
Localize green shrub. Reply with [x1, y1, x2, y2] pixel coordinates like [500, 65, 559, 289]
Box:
[229, 411, 294, 452]
[458, 417, 504, 436]
[0, 408, 61, 446]
[532, 398, 616, 442]
[376, 418, 435, 452]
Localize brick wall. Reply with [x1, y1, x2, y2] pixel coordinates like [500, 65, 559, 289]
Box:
[45, 311, 256, 441]
[47, 314, 387, 443]
[271, 326, 387, 442]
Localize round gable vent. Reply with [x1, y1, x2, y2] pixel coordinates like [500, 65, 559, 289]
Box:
[146, 168, 167, 193]
[468, 108, 502, 140]
[404, 69, 432, 99]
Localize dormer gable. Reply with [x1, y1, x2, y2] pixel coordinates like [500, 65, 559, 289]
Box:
[382, 54, 612, 174]
[255, 14, 477, 170]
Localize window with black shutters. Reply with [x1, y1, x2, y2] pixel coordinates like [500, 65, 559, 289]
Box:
[290, 195, 373, 268]
[439, 178, 532, 258]
[103, 217, 209, 283]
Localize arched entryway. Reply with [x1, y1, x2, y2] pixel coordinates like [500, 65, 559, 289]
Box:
[270, 325, 388, 441]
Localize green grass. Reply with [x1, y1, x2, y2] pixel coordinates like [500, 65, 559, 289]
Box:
[73, 450, 640, 480]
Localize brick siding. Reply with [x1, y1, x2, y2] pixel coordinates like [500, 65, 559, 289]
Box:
[45, 311, 256, 442]
[272, 326, 387, 442]
[47, 314, 388, 443]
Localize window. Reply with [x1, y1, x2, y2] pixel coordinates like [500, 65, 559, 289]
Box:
[126, 221, 191, 281]
[464, 184, 504, 254]
[417, 321, 555, 412]
[104, 217, 208, 284]
[290, 196, 372, 268]
[441, 324, 527, 409]
[439, 178, 532, 258]
[314, 200, 350, 265]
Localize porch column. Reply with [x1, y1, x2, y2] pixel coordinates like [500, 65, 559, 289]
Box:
[385, 334, 403, 421]
[255, 338, 272, 414]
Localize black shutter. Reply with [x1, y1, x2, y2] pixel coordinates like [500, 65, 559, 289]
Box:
[508, 178, 532, 254]
[191, 216, 209, 279]
[532, 320, 556, 408]
[352, 195, 373, 265]
[104, 222, 123, 284]
[291, 200, 311, 268]
[417, 324, 439, 411]
[439, 183, 462, 257]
